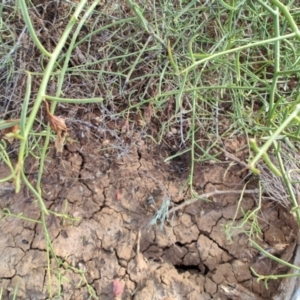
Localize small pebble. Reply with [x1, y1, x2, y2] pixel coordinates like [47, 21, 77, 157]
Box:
[171, 127, 177, 134]
[78, 262, 86, 272]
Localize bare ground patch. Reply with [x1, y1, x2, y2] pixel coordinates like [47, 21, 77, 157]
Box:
[0, 132, 298, 300]
[1, 1, 300, 299]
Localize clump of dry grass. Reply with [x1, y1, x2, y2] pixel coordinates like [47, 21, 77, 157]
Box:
[260, 142, 300, 209]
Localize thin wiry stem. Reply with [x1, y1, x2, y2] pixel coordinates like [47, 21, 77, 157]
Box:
[168, 189, 258, 215]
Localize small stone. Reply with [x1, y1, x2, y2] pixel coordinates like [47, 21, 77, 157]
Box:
[95, 171, 102, 178]
[78, 262, 86, 272]
[171, 127, 177, 134]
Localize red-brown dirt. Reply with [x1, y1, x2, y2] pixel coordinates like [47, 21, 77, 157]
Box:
[0, 132, 298, 299]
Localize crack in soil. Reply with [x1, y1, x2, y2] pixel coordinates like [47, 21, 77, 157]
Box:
[0, 137, 299, 299]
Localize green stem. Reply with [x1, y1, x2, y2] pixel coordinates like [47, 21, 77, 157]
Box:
[16, 0, 88, 192]
[44, 95, 103, 103]
[37, 0, 100, 193]
[21, 170, 48, 214]
[256, 0, 276, 14]
[188, 82, 196, 191]
[18, 0, 51, 57]
[270, 0, 300, 38]
[249, 104, 300, 173]
[251, 239, 300, 271]
[167, 40, 179, 74]
[126, 0, 166, 48]
[268, 6, 280, 120]
[183, 33, 295, 73]
[20, 72, 31, 135]
[0, 208, 41, 223]
[250, 139, 281, 176]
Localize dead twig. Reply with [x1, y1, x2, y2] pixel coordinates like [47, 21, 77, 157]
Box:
[220, 282, 263, 300]
[135, 229, 148, 273]
[218, 146, 249, 168]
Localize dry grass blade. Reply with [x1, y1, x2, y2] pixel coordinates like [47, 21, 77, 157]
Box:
[260, 143, 300, 208]
[220, 283, 263, 300]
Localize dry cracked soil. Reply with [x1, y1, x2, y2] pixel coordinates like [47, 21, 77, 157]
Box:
[1, 1, 300, 299]
[0, 129, 299, 300]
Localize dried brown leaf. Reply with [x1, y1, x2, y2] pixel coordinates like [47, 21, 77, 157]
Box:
[44, 99, 68, 153]
[267, 243, 289, 255]
[143, 103, 153, 125]
[55, 130, 67, 154]
[44, 99, 67, 134]
[121, 110, 130, 133]
[2, 124, 20, 144]
[135, 112, 145, 127]
[121, 119, 130, 133]
[48, 114, 67, 134]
